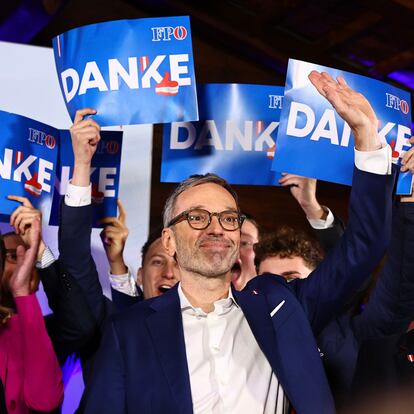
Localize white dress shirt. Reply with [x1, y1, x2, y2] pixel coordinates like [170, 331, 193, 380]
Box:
[178, 284, 288, 414]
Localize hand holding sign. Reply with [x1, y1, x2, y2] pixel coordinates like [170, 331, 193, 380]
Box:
[99, 200, 129, 275]
[70, 108, 101, 186]
[308, 71, 381, 152]
[401, 136, 414, 173]
[8, 195, 46, 263]
[8, 217, 41, 297]
[279, 174, 326, 220]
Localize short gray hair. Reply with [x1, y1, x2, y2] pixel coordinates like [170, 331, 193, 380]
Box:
[163, 174, 239, 227]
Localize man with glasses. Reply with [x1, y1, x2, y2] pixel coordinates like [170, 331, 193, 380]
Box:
[79, 71, 395, 414]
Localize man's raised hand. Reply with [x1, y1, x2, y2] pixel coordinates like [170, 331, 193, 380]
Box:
[279, 174, 327, 220]
[70, 108, 100, 186]
[308, 71, 381, 152]
[99, 200, 129, 275]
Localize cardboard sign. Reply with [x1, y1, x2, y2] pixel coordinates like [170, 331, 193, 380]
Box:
[53, 16, 198, 126]
[49, 130, 123, 227]
[161, 83, 283, 185]
[272, 59, 413, 193]
[0, 111, 58, 221]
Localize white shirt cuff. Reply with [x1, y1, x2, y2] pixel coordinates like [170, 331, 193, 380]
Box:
[308, 207, 335, 229]
[354, 144, 392, 175]
[109, 268, 139, 297]
[65, 182, 92, 207]
[35, 246, 56, 269]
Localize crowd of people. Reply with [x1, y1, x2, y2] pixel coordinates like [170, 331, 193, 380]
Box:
[1, 71, 414, 413]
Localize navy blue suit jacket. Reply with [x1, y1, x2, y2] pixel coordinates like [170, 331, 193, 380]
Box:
[319, 200, 414, 405]
[81, 168, 395, 414]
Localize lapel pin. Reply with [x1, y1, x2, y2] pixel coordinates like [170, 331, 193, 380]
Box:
[252, 290, 259, 295]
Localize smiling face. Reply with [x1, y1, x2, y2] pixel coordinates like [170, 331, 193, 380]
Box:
[163, 183, 240, 279]
[137, 238, 180, 299]
[259, 255, 313, 281]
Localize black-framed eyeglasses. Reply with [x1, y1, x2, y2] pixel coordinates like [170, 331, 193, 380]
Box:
[168, 208, 246, 231]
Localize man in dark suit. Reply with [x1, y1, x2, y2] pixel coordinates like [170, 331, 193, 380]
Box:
[75, 71, 395, 414]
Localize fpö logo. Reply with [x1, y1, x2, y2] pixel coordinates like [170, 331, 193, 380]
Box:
[28, 128, 56, 149]
[386, 93, 410, 114]
[151, 26, 188, 42]
[96, 140, 120, 155]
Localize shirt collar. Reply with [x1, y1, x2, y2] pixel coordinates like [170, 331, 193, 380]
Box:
[178, 282, 239, 317]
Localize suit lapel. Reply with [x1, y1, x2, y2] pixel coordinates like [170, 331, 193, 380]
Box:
[145, 287, 193, 414]
[233, 286, 281, 371]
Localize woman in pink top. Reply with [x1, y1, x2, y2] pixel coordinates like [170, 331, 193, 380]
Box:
[0, 218, 63, 413]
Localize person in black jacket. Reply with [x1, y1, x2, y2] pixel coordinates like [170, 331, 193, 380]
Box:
[4, 196, 98, 364]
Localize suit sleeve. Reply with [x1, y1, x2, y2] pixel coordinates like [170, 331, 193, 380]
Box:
[82, 319, 127, 414]
[40, 260, 98, 354]
[296, 166, 396, 335]
[111, 286, 143, 311]
[312, 214, 345, 253]
[15, 294, 63, 412]
[58, 202, 106, 326]
[352, 201, 414, 340]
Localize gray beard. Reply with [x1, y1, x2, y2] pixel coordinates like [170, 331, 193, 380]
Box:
[174, 235, 238, 278]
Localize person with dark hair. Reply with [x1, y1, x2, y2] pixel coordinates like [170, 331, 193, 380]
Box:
[80, 72, 396, 414]
[0, 218, 64, 413]
[99, 204, 180, 306]
[255, 226, 323, 281]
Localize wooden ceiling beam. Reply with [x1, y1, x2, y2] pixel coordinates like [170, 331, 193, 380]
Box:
[316, 11, 382, 51]
[370, 47, 414, 75]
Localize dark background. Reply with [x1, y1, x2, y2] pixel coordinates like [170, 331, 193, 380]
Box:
[2, 0, 413, 234]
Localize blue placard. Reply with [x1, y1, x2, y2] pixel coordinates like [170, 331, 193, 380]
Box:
[161, 83, 283, 185]
[48, 130, 123, 227]
[0, 111, 58, 222]
[272, 59, 413, 193]
[53, 16, 198, 126]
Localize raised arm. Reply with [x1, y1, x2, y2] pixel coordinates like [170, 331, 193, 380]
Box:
[9, 218, 63, 412]
[295, 72, 395, 335]
[58, 108, 108, 325]
[278, 174, 345, 251]
[353, 149, 414, 340]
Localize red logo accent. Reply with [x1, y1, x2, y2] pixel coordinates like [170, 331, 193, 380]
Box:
[140, 56, 149, 72]
[106, 141, 119, 154]
[24, 172, 42, 197]
[91, 183, 104, 205]
[400, 100, 409, 114]
[45, 135, 56, 149]
[267, 144, 276, 160]
[156, 72, 179, 96]
[390, 139, 400, 160]
[256, 120, 264, 136]
[15, 151, 23, 165]
[173, 26, 187, 40]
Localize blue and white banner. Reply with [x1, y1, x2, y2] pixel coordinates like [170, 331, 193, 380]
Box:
[272, 59, 413, 193]
[161, 83, 283, 185]
[49, 130, 123, 227]
[0, 111, 58, 221]
[53, 16, 198, 126]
